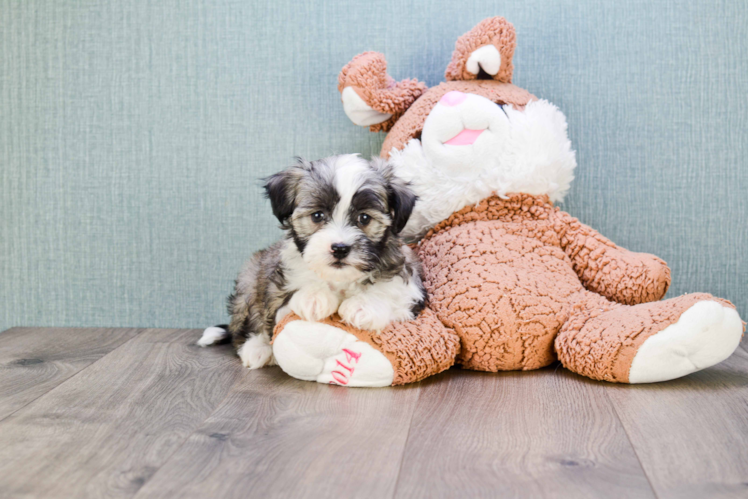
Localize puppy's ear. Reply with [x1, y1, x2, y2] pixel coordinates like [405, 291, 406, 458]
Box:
[263, 158, 307, 227]
[388, 181, 417, 235]
[372, 157, 417, 235]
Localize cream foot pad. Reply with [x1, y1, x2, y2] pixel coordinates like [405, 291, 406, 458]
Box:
[629, 300, 743, 383]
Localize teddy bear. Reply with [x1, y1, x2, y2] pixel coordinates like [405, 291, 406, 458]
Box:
[270, 17, 744, 387]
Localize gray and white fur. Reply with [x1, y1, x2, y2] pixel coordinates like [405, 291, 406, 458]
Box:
[198, 154, 427, 369]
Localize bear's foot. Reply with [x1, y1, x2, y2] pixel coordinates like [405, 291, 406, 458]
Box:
[628, 300, 743, 383]
[273, 319, 395, 387]
[556, 292, 744, 383]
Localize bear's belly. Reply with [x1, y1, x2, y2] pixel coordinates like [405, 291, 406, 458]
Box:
[418, 219, 584, 372]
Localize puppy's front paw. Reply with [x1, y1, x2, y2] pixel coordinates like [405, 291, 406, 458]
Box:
[237, 335, 275, 369]
[290, 286, 339, 322]
[339, 296, 390, 331]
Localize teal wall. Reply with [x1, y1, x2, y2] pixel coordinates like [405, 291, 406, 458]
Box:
[2, 0, 746, 330]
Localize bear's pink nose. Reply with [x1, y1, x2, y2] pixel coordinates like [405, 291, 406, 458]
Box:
[440, 91, 467, 107]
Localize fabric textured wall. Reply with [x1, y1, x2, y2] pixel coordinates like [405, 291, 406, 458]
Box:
[1, 0, 746, 331]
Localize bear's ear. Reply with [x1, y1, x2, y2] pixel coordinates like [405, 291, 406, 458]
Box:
[338, 52, 427, 133]
[445, 17, 516, 83]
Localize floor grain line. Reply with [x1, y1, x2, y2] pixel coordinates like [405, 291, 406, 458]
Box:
[393, 367, 655, 498]
[605, 343, 748, 498]
[0, 328, 243, 498]
[136, 366, 422, 499]
[0, 329, 147, 425]
[603, 387, 660, 499]
[0, 327, 144, 422]
[389, 380, 423, 499]
[1, 328, 746, 498]
[130, 348, 249, 498]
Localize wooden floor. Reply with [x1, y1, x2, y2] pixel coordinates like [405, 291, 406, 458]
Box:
[0, 328, 747, 499]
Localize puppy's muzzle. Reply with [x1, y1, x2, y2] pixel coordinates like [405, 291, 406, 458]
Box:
[331, 243, 351, 260]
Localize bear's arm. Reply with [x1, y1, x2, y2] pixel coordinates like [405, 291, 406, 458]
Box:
[551, 209, 671, 305]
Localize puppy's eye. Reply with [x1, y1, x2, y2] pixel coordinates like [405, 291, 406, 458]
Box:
[358, 213, 371, 226]
[311, 211, 325, 223]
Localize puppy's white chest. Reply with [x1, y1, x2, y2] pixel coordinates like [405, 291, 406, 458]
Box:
[332, 281, 366, 300]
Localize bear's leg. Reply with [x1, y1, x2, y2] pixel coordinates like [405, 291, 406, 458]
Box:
[273, 319, 395, 387]
[555, 292, 743, 383]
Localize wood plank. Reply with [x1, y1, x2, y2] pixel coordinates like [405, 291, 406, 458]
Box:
[607, 344, 748, 498]
[0, 328, 243, 498]
[394, 367, 654, 498]
[0, 327, 142, 421]
[135, 367, 421, 499]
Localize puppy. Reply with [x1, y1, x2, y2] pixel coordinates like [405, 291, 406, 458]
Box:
[198, 154, 427, 369]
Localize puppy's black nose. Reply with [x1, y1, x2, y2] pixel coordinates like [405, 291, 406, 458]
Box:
[331, 243, 351, 259]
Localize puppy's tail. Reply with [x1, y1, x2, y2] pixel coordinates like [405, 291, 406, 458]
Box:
[197, 324, 232, 347]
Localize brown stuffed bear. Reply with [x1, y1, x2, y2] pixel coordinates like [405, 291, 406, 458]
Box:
[271, 17, 744, 387]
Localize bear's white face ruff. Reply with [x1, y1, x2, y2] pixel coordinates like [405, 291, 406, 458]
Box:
[390, 94, 577, 240]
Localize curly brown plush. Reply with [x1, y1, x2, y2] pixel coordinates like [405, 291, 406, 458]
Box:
[444, 16, 517, 83]
[338, 52, 428, 133]
[271, 17, 744, 387]
[417, 194, 739, 383]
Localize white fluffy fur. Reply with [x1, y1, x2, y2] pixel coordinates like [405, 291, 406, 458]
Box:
[283, 239, 422, 330]
[288, 279, 341, 322]
[198, 325, 277, 369]
[281, 238, 357, 321]
[389, 96, 576, 240]
[197, 325, 230, 347]
[237, 333, 275, 369]
[339, 251, 424, 331]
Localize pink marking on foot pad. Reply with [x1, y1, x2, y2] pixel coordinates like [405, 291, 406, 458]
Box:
[342, 348, 361, 363]
[440, 91, 467, 107]
[329, 349, 362, 386]
[444, 128, 484, 146]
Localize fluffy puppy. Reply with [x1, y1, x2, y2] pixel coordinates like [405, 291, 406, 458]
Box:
[198, 154, 426, 369]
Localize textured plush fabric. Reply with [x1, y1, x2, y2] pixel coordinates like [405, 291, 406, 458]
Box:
[1, 1, 746, 332]
[445, 16, 516, 83]
[416, 193, 737, 380]
[339, 17, 525, 141]
[338, 52, 427, 133]
[273, 309, 460, 386]
[272, 193, 739, 384]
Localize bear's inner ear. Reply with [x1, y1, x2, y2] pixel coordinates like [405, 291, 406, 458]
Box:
[476, 66, 493, 80]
